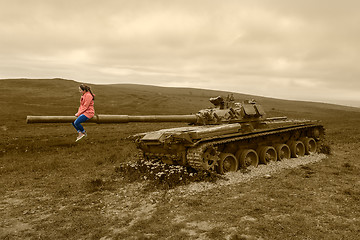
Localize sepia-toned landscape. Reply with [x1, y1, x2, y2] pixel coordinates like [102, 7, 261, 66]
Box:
[1, 79, 359, 239]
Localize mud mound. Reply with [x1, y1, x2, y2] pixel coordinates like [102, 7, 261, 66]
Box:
[115, 159, 225, 190]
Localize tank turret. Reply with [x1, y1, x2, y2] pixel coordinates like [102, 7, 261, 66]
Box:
[26, 96, 325, 174]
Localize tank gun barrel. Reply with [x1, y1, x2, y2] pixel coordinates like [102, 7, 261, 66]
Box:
[26, 114, 198, 124]
[26, 97, 288, 125]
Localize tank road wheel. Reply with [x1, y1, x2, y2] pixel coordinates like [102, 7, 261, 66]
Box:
[257, 146, 277, 165]
[216, 153, 239, 174]
[275, 144, 291, 161]
[201, 146, 220, 171]
[288, 141, 305, 158]
[236, 149, 259, 169]
[301, 137, 317, 155]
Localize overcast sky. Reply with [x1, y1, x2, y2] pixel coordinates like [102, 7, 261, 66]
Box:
[1, 0, 359, 107]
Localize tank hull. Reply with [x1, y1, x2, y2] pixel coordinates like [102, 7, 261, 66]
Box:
[135, 120, 325, 174]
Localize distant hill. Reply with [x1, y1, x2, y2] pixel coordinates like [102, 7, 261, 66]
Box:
[1, 78, 359, 126]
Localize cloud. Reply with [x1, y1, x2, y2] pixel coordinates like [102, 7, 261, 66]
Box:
[0, 0, 359, 107]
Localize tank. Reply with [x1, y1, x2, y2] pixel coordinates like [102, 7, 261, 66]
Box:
[27, 95, 325, 174]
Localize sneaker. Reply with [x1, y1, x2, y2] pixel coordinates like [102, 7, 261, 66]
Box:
[75, 133, 86, 142]
[83, 131, 87, 137]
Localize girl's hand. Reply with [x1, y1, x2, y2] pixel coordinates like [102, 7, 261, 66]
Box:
[75, 114, 78, 117]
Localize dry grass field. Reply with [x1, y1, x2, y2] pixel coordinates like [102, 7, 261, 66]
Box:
[1, 79, 360, 239]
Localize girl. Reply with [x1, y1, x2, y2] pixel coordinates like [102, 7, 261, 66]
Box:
[72, 84, 95, 142]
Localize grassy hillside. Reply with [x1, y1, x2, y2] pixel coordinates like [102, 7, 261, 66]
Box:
[1, 78, 359, 119]
[1, 78, 359, 143]
[1, 78, 360, 239]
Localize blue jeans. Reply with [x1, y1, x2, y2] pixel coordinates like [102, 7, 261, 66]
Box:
[72, 114, 89, 133]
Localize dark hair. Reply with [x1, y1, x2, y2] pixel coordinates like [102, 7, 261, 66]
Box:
[80, 84, 95, 100]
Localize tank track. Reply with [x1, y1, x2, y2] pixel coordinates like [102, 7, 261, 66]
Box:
[187, 124, 324, 171]
[137, 149, 145, 161]
[187, 144, 210, 170]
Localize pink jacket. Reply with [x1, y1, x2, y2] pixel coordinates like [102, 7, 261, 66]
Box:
[76, 92, 95, 119]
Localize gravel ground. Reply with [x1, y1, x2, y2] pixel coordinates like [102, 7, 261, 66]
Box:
[174, 153, 327, 196]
